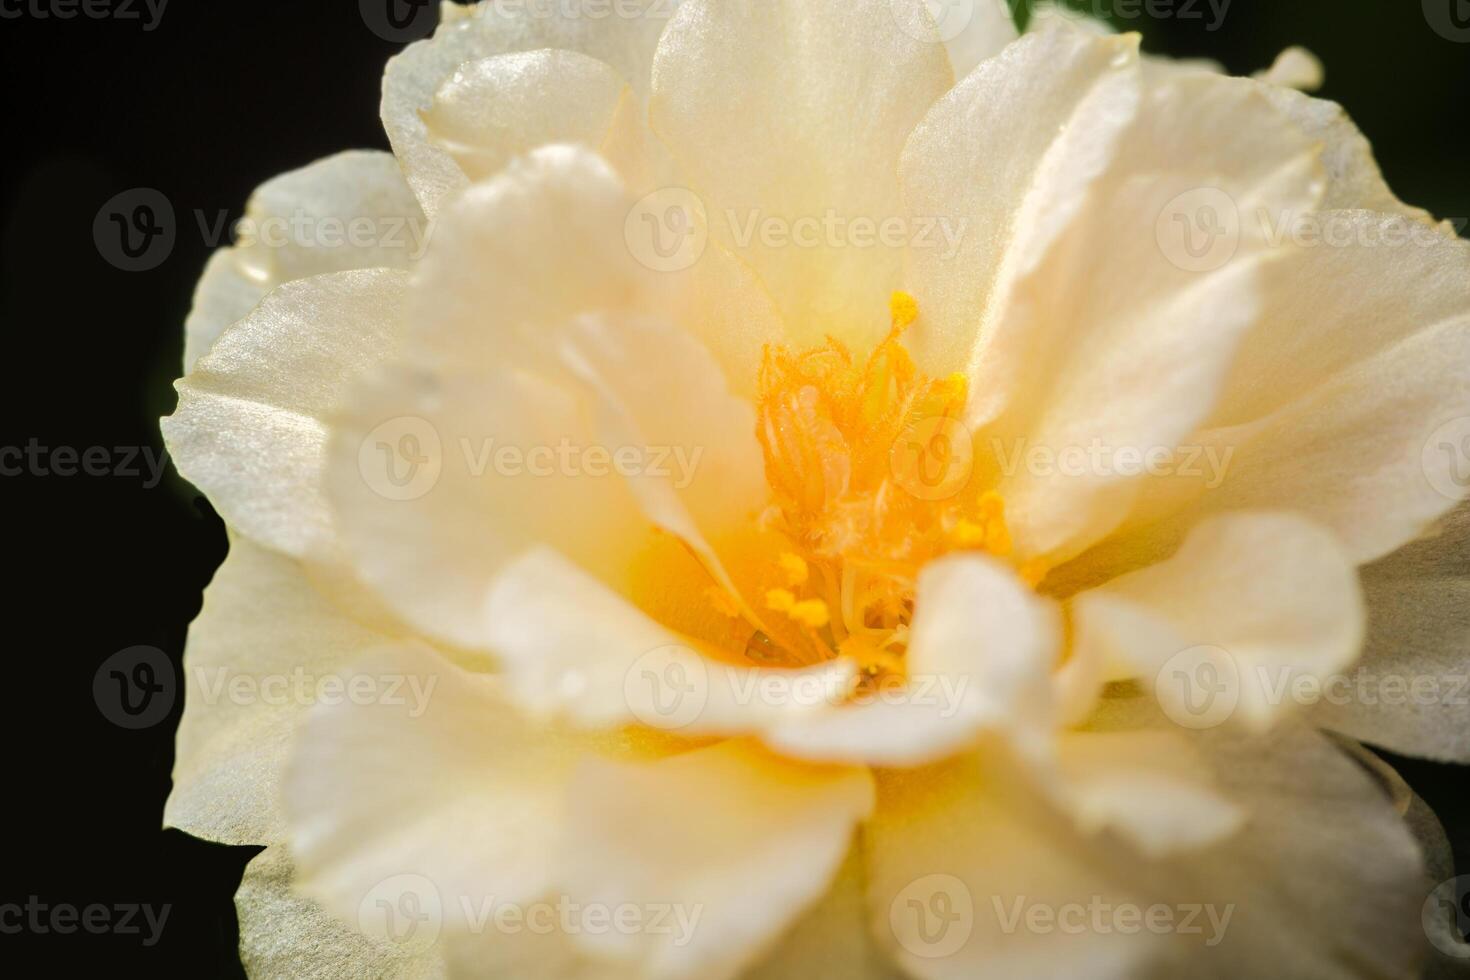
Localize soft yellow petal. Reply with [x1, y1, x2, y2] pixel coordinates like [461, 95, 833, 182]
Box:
[651, 0, 953, 349]
[1311, 503, 1470, 762]
[283, 645, 675, 941]
[383, 1, 676, 213]
[236, 847, 446, 980]
[421, 49, 629, 184]
[866, 708, 1427, 979]
[899, 29, 1141, 391]
[982, 67, 1322, 561]
[1070, 512, 1363, 730]
[558, 740, 874, 980]
[763, 555, 1060, 766]
[938, 0, 1019, 80]
[485, 547, 858, 735]
[164, 538, 399, 845]
[165, 269, 407, 561]
[183, 151, 424, 370]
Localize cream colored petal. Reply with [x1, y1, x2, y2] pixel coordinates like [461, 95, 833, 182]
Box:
[184, 151, 425, 371]
[1210, 211, 1470, 427]
[763, 555, 1060, 766]
[421, 49, 629, 184]
[1254, 88, 1435, 218]
[982, 67, 1322, 561]
[867, 709, 1428, 979]
[1166, 309, 1470, 564]
[407, 143, 778, 392]
[383, 1, 676, 213]
[1047, 728, 1244, 858]
[485, 546, 858, 735]
[284, 644, 671, 943]
[236, 846, 446, 980]
[165, 269, 407, 561]
[899, 29, 1141, 390]
[164, 538, 398, 845]
[940, 0, 1019, 80]
[741, 849, 904, 980]
[325, 357, 652, 651]
[1252, 46, 1323, 92]
[1071, 512, 1363, 730]
[651, 0, 953, 349]
[558, 740, 875, 980]
[1310, 503, 1470, 762]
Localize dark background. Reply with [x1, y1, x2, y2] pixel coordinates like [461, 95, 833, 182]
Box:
[1, 0, 1466, 974]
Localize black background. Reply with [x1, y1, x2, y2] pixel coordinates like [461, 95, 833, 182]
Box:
[2, 0, 1467, 974]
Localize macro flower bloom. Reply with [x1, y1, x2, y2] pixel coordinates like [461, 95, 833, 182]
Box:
[162, 1, 1470, 977]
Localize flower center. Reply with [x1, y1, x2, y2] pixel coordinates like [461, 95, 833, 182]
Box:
[730, 292, 1046, 676]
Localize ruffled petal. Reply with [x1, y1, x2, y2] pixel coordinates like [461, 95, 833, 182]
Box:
[183, 151, 424, 370]
[557, 740, 874, 980]
[165, 269, 408, 561]
[651, 0, 953, 349]
[1070, 512, 1363, 730]
[165, 538, 400, 844]
[763, 555, 1060, 766]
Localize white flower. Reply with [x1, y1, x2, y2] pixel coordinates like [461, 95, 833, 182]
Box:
[163, 2, 1470, 977]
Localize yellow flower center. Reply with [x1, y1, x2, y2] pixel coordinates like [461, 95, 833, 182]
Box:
[724, 292, 1046, 676]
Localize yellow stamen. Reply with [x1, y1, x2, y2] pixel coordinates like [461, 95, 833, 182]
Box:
[890, 290, 920, 331]
[777, 552, 809, 586]
[766, 588, 796, 613]
[766, 588, 829, 629]
[1019, 559, 1049, 588]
